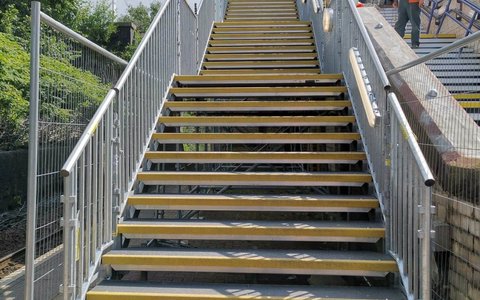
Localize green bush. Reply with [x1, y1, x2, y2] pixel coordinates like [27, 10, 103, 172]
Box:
[0, 32, 110, 150]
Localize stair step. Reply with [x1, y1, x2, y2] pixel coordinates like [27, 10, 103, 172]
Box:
[174, 74, 341, 85]
[207, 46, 316, 53]
[204, 53, 317, 61]
[164, 100, 350, 112]
[169, 87, 345, 98]
[200, 69, 321, 75]
[225, 17, 299, 21]
[151, 132, 360, 144]
[227, 8, 298, 13]
[136, 171, 372, 187]
[127, 194, 379, 212]
[213, 26, 310, 33]
[87, 282, 405, 300]
[226, 12, 299, 17]
[118, 220, 384, 242]
[158, 116, 355, 127]
[211, 33, 311, 40]
[202, 60, 318, 69]
[144, 151, 366, 164]
[227, 5, 297, 9]
[459, 101, 480, 109]
[453, 93, 480, 100]
[209, 39, 314, 46]
[103, 249, 397, 276]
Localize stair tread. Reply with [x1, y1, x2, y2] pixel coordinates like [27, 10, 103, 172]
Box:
[103, 248, 397, 275]
[106, 248, 395, 261]
[207, 46, 316, 53]
[88, 282, 405, 299]
[118, 220, 384, 242]
[144, 151, 366, 163]
[170, 86, 345, 97]
[152, 132, 360, 144]
[202, 61, 319, 68]
[204, 53, 318, 60]
[127, 194, 378, 212]
[211, 33, 312, 39]
[200, 69, 321, 74]
[164, 100, 351, 111]
[158, 115, 355, 126]
[128, 194, 378, 201]
[175, 74, 341, 83]
[137, 172, 372, 187]
[121, 219, 383, 228]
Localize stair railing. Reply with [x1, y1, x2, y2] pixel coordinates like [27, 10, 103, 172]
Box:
[54, 1, 224, 299]
[297, 0, 436, 299]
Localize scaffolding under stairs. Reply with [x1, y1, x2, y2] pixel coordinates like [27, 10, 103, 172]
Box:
[87, 1, 404, 298]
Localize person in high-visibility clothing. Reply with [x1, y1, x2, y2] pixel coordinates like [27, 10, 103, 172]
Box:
[393, 0, 424, 48]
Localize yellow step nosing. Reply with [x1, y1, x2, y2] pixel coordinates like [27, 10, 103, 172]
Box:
[453, 93, 480, 100]
[175, 74, 342, 81]
[204, 53, 317, 59]
[459, 101, 480, 108]
[103, 255, 397, 272]
[207, 46, 317, 53]
[118, 225, 385, 238]
[209, 39, 314, 44]
[202, 63, 319, 68]
[165, 100, 350, 105]
[137, 172, 372, 184]
[170, 87, 346, 93]
[144, 152, 365, 160]
[200, 69, 321, 74]
[152, 132, 361, 141]
[404, 33, 457, 39]
[86, 291, 326, 300]
[128, 194, 379, 209]
[158, 116, 356, 125]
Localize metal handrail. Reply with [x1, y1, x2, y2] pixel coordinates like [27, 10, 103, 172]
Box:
[347, 0, 391, 90]
[40, 12, 128, 66]
[61, 1, 172, 176]
[387, 30, 480, 75]
[349, 47, 381, 127]
[389, 93, 436, 186]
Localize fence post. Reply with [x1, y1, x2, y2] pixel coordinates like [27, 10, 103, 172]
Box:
[25, 2, 41, 299]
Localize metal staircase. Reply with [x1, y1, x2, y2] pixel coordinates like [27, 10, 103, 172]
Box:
[85, 0, 404, 299]
[380, 6, 480, 122]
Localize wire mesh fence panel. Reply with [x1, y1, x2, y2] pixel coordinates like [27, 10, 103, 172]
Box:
[25, 3, 125, 299]
[197, 0, 215, 70]
[180, 0, 198, 74]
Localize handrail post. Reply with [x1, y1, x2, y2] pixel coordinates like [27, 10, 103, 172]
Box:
[62, 176, 77, 300]
[421, 187, 432, 300]
[25, 2, 41, 299]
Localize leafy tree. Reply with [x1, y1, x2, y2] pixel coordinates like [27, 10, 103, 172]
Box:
[116, 1, 162, 59]
[0, 0, 85, 40]
[119, 1, 163, 34]
[73, 0, 117, 48]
